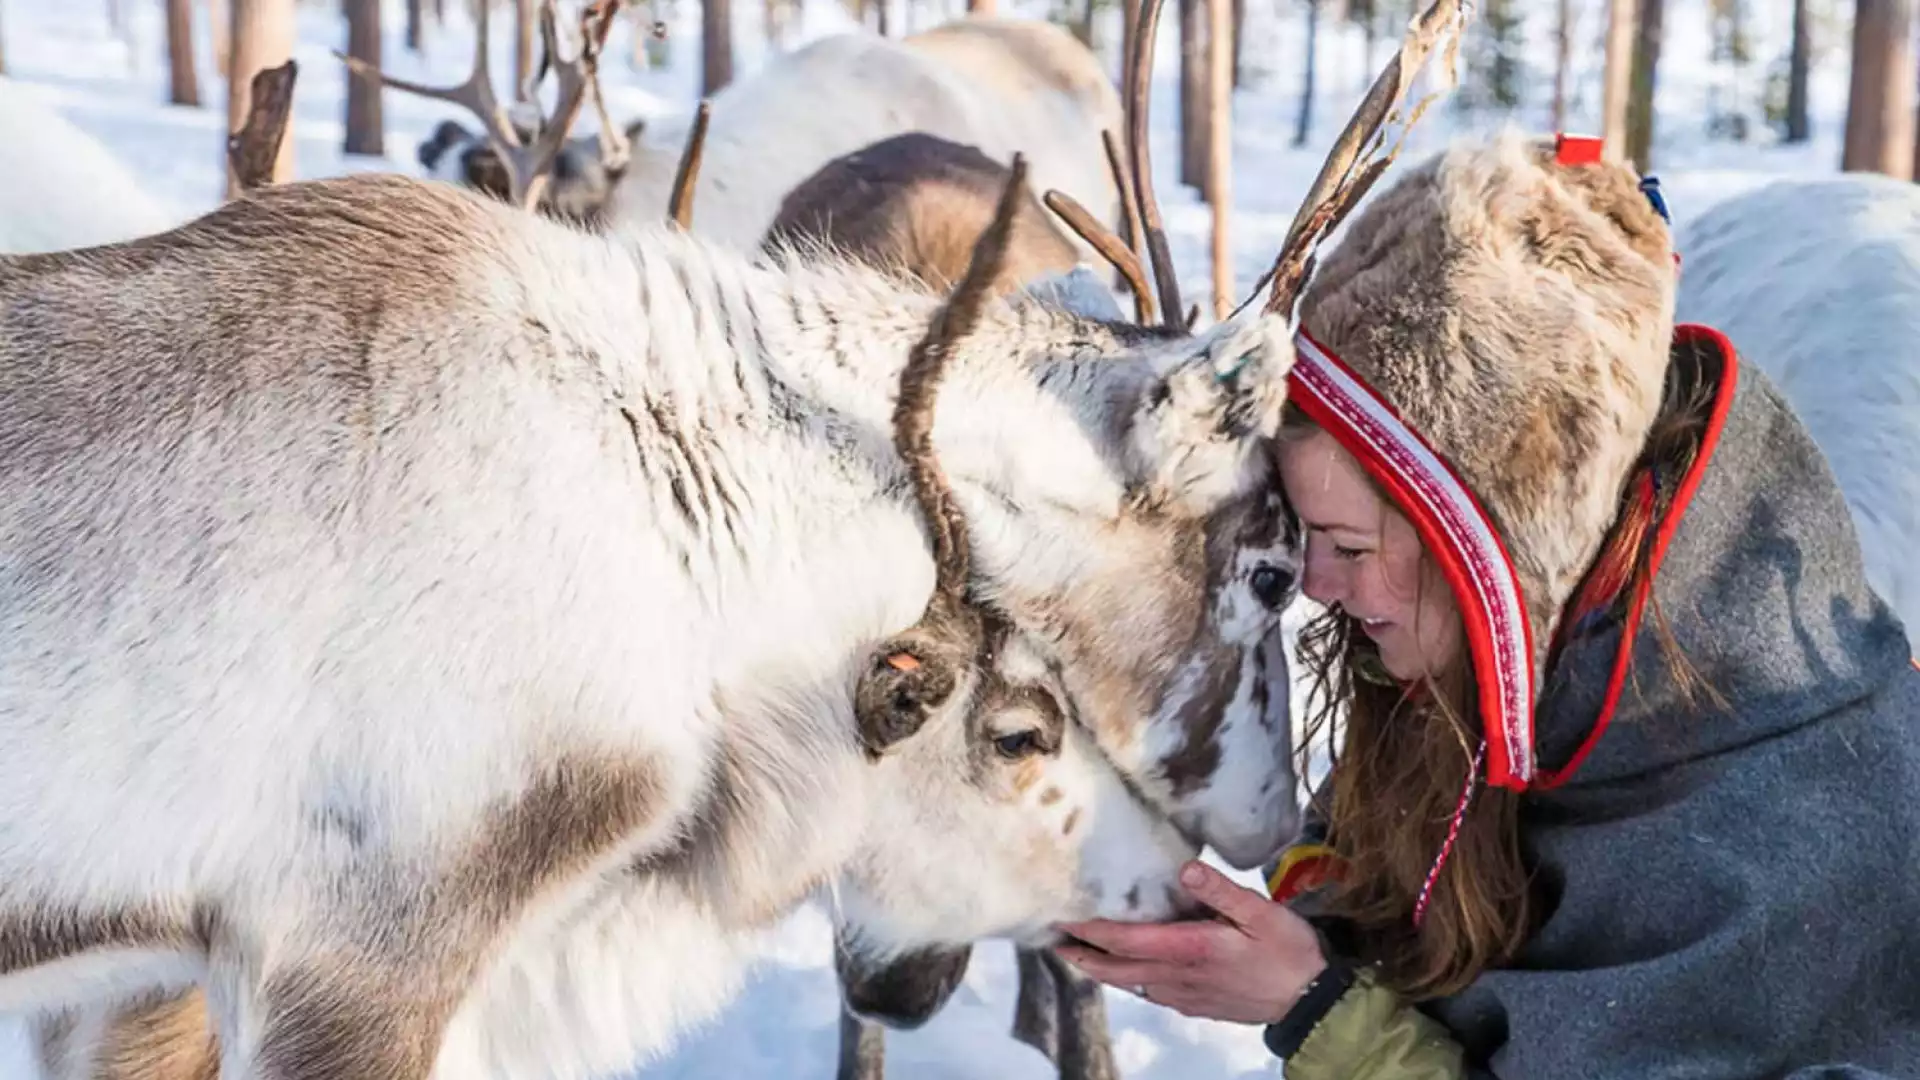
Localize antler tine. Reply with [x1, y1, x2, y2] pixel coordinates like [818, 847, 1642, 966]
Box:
[667, 99, 713, 230]
[511, 0, 622, 210]
[590, 52, 631, 172]
[1102, 128, 1146, 314]
[895, 154, 1032, 605]
[1041, 188, 1154, 321]
[1258, 0, 1467, 319]
[335, 0, 520, 154]
[1126, 0, 1182, 331]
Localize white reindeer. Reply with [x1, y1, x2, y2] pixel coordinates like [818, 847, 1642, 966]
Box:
[0, 79, 180, 254]
[405, 12, 1125, 258]
[0, 122, 1307, 1079]
[1671, 173, 1920, 641]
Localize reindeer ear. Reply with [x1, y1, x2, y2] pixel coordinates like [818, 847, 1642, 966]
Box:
[853, 623, 973, 759]
[1125, 311, 1295, 516]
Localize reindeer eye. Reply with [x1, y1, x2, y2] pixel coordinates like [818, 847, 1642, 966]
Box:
[993, 730, 1044, 760]
[1250, 565, 1293, 610]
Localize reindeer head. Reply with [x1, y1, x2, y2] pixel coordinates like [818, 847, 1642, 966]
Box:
[831, 0, 1470, 1021]
[416, 113, 642, 227]
[341, 0, 635, 225]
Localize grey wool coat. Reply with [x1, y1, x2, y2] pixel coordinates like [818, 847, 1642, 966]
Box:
[1287, 334, 1920, 1078]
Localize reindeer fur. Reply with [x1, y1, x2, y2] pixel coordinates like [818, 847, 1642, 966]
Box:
[0, 81, 179, 254]
[0, 171, 1301, 1079]
[763, 132, 1083, 297]
[1672, 173, 1920, 642]
[600, 17, 1123, 256]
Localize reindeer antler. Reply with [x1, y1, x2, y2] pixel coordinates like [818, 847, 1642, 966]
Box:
[667, 99, 713, 230]
[1257, 0, 1467, 321]
[1125, 0, 1182, 331]
[335, 0, 621, 212]
[851, 154, 1031, 757]
[1040, 0, 1178, 328]
[895, 153, 1032, 605]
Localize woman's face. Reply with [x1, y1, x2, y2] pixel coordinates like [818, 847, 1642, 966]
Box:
[1275, 428, 1463, 680]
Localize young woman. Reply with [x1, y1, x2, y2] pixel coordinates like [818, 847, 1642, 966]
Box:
[1056, 130, 1920, 1077]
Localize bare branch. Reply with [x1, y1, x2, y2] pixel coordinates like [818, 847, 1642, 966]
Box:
[1042, 188, 1154, 321]
[668, 99, 713, 230]
[227, 60, 299, 193]
[1127, 0, 1182, 330]
[1258, 0, 1468, 320]
[895, 153, 1031, 604]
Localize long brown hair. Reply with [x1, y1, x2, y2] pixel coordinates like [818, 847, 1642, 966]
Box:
[1286, 340, 1725, 1000]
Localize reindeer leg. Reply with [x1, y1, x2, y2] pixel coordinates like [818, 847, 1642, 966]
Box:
[835, 1008, 888, 1080]
[1010, 945, 1061, 1066]
[1044, 949, 1117, 1080]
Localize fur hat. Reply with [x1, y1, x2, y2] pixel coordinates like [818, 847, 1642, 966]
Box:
[1286, 128, 1680, 790]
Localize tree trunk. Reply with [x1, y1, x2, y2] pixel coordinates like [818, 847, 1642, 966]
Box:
[1601, 0, 1635, 160]
[876, 0, 889, 35]
[167, 0, 202, 105]
[344, 0, 383, 155]
[1552, 0, 1572, 130]
[1786, 0, 1810, 141]
[1231, 0, 1245, 88]
[514, 0, 537, 102]
[1624, 0, 1663, 170]
[1293, 0, 1317, 148]
[1843, 0, 1916, 176]
[0, 4, 7, 76]
[1208, 0, 1231, 316]
[1121, 0, 1141, 95]
[1180, 0, 1206, 189]
[406, 0, 424, 52]
[968, 0, 994, 12]
[210, 0, 230, 77]
[703, 0, 733, 95]
[226, 0, 296, 197]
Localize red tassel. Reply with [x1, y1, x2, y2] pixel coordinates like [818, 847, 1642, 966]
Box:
[1554, 133, 1605, 166]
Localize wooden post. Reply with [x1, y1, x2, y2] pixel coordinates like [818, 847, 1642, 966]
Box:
[1600, 0, 1636, 161]
[1207, 0, 1231, 318]
[226, 0, 296, 197]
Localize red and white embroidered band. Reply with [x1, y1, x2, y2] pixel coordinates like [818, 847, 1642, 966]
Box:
[1287, 330, 1540, 790]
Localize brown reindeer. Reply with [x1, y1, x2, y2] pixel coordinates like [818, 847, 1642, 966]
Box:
[762, 132, 1084, 297]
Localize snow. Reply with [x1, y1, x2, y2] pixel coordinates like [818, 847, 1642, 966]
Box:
[0, 0, 1870, 1075]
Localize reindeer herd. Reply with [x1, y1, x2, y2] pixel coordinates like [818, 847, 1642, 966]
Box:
[0, 0, 1913, 1078]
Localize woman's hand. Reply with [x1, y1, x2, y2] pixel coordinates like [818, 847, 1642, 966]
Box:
[1053, 860, 1329, 1025]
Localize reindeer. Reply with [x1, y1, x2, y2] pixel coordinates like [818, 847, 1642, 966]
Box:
[820, 0, 1476, 1074]
[405, 13, 1125, 260]
[0, 44, 1320, 1080]
[1671, 173, 1920, 642]
[0, 78, 181, 254]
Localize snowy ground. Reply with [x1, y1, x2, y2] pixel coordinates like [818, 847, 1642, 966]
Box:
[0, 0, 1873, 1075]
